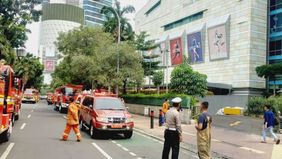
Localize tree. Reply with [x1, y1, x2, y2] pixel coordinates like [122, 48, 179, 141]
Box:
[256, 63, 282, 95]
[53, 27, 143, 93]
[14, 53, 44, 90]
[170, 63, 207, 97]
[101, 0, 135, 42]
[0, 0, 41, 63]
[152, 71, 164, 94]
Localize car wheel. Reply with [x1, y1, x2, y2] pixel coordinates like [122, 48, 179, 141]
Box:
[89, 124, 98, 139]
[79, 120, 86, 131]
[11, 115, 15, 127]
[124, 131, 133, 139]
[59, 106, 64, 113]
[0, 121, 12, 143]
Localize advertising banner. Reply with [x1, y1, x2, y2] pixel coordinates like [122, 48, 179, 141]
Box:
[170, 37, 183, 65]
[187, 32, 203, 63]
[208, 24, 228, 60]
[44, 60, 55, 72]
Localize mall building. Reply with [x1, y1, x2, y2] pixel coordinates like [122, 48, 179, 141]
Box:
[135, 0, 274, 95]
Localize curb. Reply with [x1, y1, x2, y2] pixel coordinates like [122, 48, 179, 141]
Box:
[134, 127, 233, 159]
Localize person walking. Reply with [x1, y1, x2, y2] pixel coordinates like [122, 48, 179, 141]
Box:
[61, 97, 81, 142]
[161, 98, 170, 125]
[261, 104, 280, 145]
[162, 97, 182, 159]
[195, 102, 212, 159]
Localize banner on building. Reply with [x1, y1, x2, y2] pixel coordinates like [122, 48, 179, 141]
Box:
[44, 60, 55, 72]
[170, 37, 183, 65]
[187, 31, 203, 63]
[208, 24, 228, 60]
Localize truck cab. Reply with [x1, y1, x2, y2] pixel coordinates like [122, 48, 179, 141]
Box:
[22, 88, 39, 104]
[79, 92, 134, 139]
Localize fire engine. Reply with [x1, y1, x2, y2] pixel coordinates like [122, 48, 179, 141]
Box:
[0, 65, 22, 142]
[54, 84, 83, 113]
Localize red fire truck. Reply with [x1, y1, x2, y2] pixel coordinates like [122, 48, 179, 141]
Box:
[54, 84, 83, 113]
[0, 65, 22, 142]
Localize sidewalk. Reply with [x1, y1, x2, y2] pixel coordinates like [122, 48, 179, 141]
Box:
[132, 114, 281, 159]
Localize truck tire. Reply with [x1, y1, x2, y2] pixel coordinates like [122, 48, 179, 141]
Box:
[15, 110, 20, 121]
[11, 115, 15, 127]
[124, 131, 133, 139]
[0, 122, 12, 143]
[59, 106, 64, 113]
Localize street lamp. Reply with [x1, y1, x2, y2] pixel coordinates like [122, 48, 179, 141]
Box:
[112, 2, 121, 95]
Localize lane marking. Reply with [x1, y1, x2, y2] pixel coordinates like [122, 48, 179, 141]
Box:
[20, 123, 26, 130]
[63, 116, 67, 119]
[117, 144, 122, 147]
[92, 143, 113, 159]
[122, 147, 129, 151]
[239, 147, 265, 154]
[129, 152, 136, 156]
[27, 114, 31, 118]
[0, 143, 15, 159]
[111, 140, 117, 144]
[230, 121, 241, 127]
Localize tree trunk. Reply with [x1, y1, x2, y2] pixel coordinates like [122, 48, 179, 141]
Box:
[157, 86, 160, 94]
[122, 79, 127, 94]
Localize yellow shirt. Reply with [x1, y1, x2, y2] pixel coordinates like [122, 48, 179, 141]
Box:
[162, 102, 170, 114]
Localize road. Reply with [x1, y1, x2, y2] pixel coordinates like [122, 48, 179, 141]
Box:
[0, 101, 197, 159]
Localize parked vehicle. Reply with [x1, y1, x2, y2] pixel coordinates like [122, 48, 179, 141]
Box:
[22, 88, 39, 103]
[54, 84, 83, 113]
[79, 91, 134, 139]
[0, 65, 22, 142]
[46, 92, 54, 105]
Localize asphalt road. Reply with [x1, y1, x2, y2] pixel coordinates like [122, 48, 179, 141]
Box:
[0, 101, 197, 159]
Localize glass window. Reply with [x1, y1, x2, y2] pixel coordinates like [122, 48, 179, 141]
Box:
[82, 97, 94, 107]
[95, 98, 125, 110]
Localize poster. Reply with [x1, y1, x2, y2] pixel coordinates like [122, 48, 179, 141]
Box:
[208, 24, 228, 60]
[187, 32, 203, 63]
[44, 60, 55, 72]
[170, 37, 183, 65]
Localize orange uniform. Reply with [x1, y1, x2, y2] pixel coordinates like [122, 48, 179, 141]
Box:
[162, 101, 170, 114]
[62, 102, 81, 141]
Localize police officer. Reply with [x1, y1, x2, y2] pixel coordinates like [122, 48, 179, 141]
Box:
[162, 97, 182, 159]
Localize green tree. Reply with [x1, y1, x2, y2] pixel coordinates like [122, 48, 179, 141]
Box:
[256, 63, 282, 95]
[170, 63, 207, 97]
[0, 0, 41, 63]
[53, 27, 143, 93]
[14, 53, 44, 90]
[101, 0, 135, 42]
[152, 71, 164, 94]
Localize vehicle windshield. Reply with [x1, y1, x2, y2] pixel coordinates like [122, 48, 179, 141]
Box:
[24, 89, 34, 94]
[65, 87, 74, 96]
[95, 98, 125, 110]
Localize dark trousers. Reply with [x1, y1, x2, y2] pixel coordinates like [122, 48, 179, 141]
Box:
[162, 130, 180, 159]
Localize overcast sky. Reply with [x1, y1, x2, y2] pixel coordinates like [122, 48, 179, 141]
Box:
[24, 0, 148, 55]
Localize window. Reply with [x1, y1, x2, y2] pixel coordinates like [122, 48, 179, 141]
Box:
[269, 40, 282, 56]
[95, 98, 124, 110]
[163, 11, 203, 31]
[82, 96, 94, 107]
[270, 0, 282, 11]
[145, 0, 161, 16]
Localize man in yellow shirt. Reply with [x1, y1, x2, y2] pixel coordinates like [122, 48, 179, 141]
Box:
[161, 98, 170, 125]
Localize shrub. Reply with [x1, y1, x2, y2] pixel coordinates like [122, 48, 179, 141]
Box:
[247, 96, 282, 116]
[121, 93, 196, 108]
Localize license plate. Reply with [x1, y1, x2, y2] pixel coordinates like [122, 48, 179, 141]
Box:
[111, 124, 122, 129]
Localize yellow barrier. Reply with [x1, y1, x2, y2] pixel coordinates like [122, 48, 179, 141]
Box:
[224, 107, 242, 115]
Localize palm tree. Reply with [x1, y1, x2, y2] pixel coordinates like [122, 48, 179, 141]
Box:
[101, 0, 135, 42]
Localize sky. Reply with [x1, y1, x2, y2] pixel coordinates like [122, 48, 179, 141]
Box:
[24, 0, 148, 55]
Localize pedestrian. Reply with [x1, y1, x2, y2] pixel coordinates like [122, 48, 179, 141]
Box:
[195, 102, 212, 159]
[162, 98, 170, 125]
[61, 97, 81, 142]
[162, 97, 182, 159]
[261, 104, 280, 144]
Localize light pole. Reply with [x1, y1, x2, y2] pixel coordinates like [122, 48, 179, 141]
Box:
[113, 4, 121, 95]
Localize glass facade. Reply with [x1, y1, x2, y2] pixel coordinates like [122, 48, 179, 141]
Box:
[83, 0, 113, 26]
[269, 0, 282, 89]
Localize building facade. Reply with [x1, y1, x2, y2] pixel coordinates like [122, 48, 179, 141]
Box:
[39, 1, 84, 84]
[269, 0, 282, 90]
[83, 0, 113, 26]
[135, 0, 268, 95]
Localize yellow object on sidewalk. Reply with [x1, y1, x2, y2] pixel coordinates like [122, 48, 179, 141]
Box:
[272, 145, 282, 159]
[224, 107, 242, 115]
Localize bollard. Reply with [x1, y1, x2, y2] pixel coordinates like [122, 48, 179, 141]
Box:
[159, 109, 163, 126]
[150, 110, 154, 129]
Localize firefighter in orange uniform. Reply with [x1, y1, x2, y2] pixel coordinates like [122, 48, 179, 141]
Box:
[61, 97, 81, 142]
